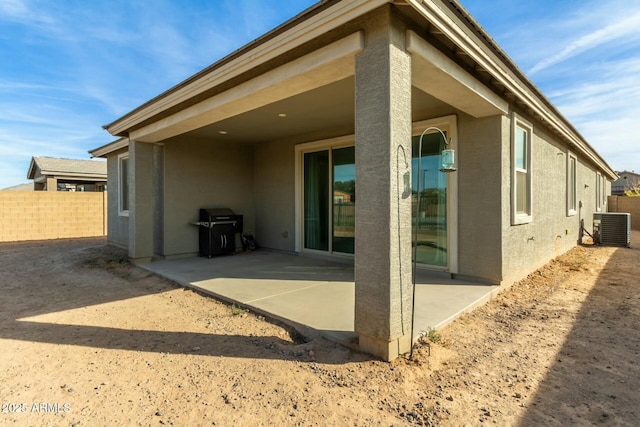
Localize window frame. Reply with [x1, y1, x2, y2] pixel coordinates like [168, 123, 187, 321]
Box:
[567, 151, 577, 216]
[511, 114, 533, 225]
[295, 134, 354, 257]
[118, 152, 130, 217]
[596, 171, 603, 212]
[601, 174, 607, 210]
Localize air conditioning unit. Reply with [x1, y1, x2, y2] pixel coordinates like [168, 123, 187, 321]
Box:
[593, 213, 631, 247]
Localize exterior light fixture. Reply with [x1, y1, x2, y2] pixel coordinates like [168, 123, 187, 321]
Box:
[218, 130, 228, 135]
[441, 147, 456, 172]
[278, 113, 287, 118]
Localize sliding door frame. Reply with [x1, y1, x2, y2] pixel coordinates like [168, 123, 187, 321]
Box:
[295, 134, 355, 257]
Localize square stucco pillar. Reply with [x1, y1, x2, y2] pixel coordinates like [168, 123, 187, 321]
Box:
[128, 140, 154, 262]
[46, 177, 57, 191]
[354, 7, 413, 361]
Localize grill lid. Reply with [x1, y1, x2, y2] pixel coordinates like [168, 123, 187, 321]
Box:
[201, 208, 235, 217]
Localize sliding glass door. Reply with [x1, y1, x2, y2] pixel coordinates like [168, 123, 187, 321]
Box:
[332, 147, 355, 254]
[303, 146, 355, 255]
[304, 150, 329, 251]
[412, 132, 448, 267]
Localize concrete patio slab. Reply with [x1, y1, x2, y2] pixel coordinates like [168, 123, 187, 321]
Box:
[142, 250, 498, 349]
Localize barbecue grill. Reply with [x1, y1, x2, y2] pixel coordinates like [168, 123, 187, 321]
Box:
[193, 208, 243, 258]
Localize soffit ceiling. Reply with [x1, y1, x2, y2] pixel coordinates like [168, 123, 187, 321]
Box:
[182, 77, 451, 145]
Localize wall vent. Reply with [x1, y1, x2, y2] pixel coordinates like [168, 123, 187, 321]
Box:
[594, 213, 631, 247]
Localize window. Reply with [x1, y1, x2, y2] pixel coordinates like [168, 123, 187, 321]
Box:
[596, 172, 602, 212]
[567, 152, 577, 216]
[512, 115, 532, 224]
[118, 153, 129, 216]
[601, 175, 607, 209]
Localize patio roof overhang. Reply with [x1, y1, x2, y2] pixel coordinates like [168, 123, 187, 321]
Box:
[128, 31, 364, 143]
[90, 137, 129, 159]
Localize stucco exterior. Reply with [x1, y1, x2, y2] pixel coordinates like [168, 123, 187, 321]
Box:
[456, 113, 504, 282]
[160, 137, 255, 258]
[105, 150, 128, 248]
[91, 0, 616, 360]
[254, 139, 297, 253]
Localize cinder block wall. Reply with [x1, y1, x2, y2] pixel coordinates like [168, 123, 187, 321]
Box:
[608, 196, 640, 230]
[0, 191, 107, 242]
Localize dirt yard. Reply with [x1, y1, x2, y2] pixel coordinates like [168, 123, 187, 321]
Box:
[0, 234, 638, 426]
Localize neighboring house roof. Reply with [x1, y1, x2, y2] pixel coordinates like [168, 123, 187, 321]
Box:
[616, 170, 640, 179]
[2, 182, 34, 191]
[96, 0, 616, 180]
[612, 170, 640, 194]
[27, 156, 107, 182]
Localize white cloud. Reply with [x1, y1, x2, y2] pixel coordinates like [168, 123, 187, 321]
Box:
[0, 0, 28, 17]
[529, 11, 640, 75]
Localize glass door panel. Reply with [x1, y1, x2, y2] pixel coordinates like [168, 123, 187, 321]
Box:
[332, 147, 355, 254]
[304, 150, 329, 251]
[412, 133, 448, 267]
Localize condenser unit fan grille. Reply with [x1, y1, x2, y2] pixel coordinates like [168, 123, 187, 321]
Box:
[594, 213, 631, 247]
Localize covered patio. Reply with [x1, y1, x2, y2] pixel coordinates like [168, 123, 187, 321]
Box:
[141, 250, 498, 352]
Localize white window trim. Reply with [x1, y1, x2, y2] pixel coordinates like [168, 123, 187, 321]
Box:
[567, 151, 577, 217]
[511, 114, 533, 225]
[596, 171, 603, 212]
[118, 152, 129, 217]
[603, 174, 607, 208]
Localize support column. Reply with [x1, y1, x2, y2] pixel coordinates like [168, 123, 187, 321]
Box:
[46, 177, 57, 191]
[354, 7, 413, 361]
[128, 140, 154, 262]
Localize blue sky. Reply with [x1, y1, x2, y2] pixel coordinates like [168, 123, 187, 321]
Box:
[1, 0, 638, 188]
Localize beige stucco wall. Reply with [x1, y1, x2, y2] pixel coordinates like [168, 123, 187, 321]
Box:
[500, 112, 605, 284]
[0, 191, 107, 242]
[254, 139, 296, 252]
[161, 136, 255, 257]
[456, 113, 504, 282]
[106, 151, 129, 248]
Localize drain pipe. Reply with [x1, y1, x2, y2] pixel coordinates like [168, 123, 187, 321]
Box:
[410, 127, 456, 360]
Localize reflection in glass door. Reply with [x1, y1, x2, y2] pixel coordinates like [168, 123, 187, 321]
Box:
[412, 132, 448, 267]
[332, 147, 355, 254]
[303, 146, 355, 255]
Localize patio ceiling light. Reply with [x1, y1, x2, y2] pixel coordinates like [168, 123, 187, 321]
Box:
[218, 130, 228, 135]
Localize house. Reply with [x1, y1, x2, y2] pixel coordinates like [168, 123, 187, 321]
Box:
[611, 171, 640, 195]
[90, 0, 616, 360]
[27, 156, 107, 192]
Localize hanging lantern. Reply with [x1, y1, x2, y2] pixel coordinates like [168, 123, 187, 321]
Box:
[440, 148, 456, 172]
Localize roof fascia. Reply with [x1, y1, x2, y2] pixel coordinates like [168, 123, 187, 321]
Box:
[89, 138, 129, 158]
[26, 157, 38, 179]
[406, 0, 616, 179]
[105, 0, 388, 137]
[50, 174, 107, 181]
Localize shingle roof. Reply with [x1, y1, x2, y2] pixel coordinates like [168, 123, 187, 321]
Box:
[2, 182, 34, 191]
[28, 156, 107, 179]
